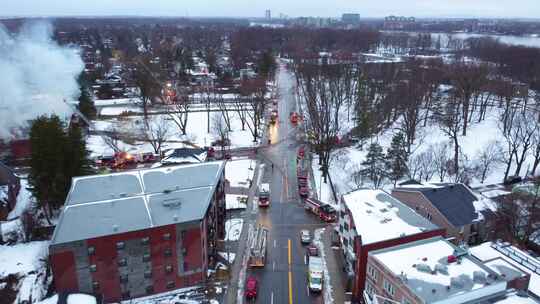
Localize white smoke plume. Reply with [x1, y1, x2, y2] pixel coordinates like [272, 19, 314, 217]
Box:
[0, 21, 84, 138]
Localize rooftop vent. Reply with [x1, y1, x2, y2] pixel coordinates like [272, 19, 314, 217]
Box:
[173, 214, 179, 221]
[162, 199, 182, 208]
[450, 276, 464, 288]
[379, 208, 388, 213]
[473, 271, 486, 284]
[365, 202, 374, 207]
[416, 263, 432, 273]
[435, 263, 448, 275]
[118, 192, 127, 198]
[112, 224, 119, 232]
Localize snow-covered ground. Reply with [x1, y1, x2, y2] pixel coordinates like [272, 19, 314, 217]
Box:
[225, 218, 243, 242]
[225, 194, 248, 210]
[0, 241, 50, 303]
[312, 156, 337, 207]
[88, 110, 257, 157]
[225, 158, 255, 188]
[8, 178, 32, 220]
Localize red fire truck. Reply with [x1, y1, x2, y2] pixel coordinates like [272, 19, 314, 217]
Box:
[304, 198, 337, 222]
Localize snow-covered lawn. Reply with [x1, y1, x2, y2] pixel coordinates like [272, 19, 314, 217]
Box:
[88, 110, 258, 157]
[8, 178, 32, 220]
[226, 194, 248, 210]
[225, 218, 243, 241]
[312, 156, 338, 207]
[226, 158, 255, 188]
[0, 241, 50, 303]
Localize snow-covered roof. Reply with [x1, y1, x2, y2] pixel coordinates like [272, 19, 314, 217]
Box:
[371, 237, 507, 303]
[491, 290, 539, 304]
[341, 189, 438, 244]
[471, 241, 540, 297]
[52, 161, 225, 245]
[93, 97, 142, 107]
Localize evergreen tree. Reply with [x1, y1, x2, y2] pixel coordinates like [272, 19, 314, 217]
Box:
[386, 132, 410, 186]
[28, 115, 93, 223]
[28, 115, 67, 223]
[78, 86, 97, 120]
[360, 142, 387, 188]
[258, 50, 276, 78]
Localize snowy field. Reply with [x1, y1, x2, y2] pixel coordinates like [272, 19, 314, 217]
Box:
[225, 158, 255, 188]
[226, 194, 248, 210]
[0, 241, 50, 303]
[225, 218, 243, 242]
[88, 110, 257, 157]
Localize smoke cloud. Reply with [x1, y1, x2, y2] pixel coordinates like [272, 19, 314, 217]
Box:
[0, 21, 84, 138]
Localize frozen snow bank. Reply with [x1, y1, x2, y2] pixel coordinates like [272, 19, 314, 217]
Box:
[225, 218, 243, 241]
[226, 194, 248, 210]
[226, 159, 255, 188]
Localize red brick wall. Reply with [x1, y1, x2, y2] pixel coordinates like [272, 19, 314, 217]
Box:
[50, 250, 79, 292]
[352, 229, 446, 302]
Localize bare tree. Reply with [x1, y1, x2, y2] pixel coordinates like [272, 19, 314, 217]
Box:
[240, 77, 268, 142]
[103, 125, 122, 153]
[233, 94, 249, 131]
[215, 93, 232, 132]
[530, 129, 540, 176]
[475, 141, 502, 184]
[495, 188, 540, 245]
[140, 116, 170, 155]
[134, 59, 161, 120]
[211, 113, 229, 154]
[500, 111, 538, 180]
[437, 95, 462, 176]
[417, 149, 436, 182]
[431, 142, 451, 182]
[167, 89, 190, 135]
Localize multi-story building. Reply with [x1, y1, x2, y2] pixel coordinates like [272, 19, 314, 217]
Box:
[49, 162, 226, 302]
[366, 236, 510, 304]
[392, 183, 496, 245]
[384, 16, 416, 30]
[337, 189, 445, 302]
[342, 13, 360, 25]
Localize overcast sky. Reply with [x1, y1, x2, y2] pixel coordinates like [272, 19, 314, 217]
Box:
[1, 0, 539, 19]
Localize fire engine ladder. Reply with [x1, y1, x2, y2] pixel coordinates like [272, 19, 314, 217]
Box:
[250, 225, 268, 260]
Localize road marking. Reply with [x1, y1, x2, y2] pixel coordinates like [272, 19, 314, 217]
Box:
[273, 261, 276, 271]
[307, 286, 310, 297]
[274, 239, 277, 248]
[304, 254, 307, 265]
[271, 292, 274, 304]
[288, 239, 293, 304]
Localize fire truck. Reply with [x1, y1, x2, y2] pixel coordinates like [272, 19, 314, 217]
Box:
[297, 166, 309, 198]
[258, 183, 271, 207]
[304, 198, 337, 222]
[248, 225, 268, 267]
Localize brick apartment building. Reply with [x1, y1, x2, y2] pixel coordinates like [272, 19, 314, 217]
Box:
[392, 183, 495, 245]
[49, 161, 226, 302]
[366, 236, 513, 304]
[337, 189, 446, 302]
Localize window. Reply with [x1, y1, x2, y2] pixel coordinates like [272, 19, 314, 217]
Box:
[182, 247, 187, 256]
[141, 237, 150, 245]
[166, 281, 175, 289]
[144, 270, 152, 278]
[163, 233, 171, 241]
[145, 285, 154, 294]
[143, 253, 151, 262]
[384, 279, 396, 296]
[165, 265, 173, 274]
[365, 282, 375, 296]
[116, 241, 125, 250]
[367, 265, 378, 281]
[120, 274, 128, 284]
[92, 281, 99, 290]
[181, 230, 187, 240]
[89, 264, 97, 272]
[87, 246, 95, 256]
[344, 222, 349, 231]
[183, 261, 189, 271]
[121, 291, 130, 299]
[339, 225, 344, 233]
[427, 213, 432, 221]
[164, 248, 172, 257]
[118, 258, 127, 267]
[343, 237, 349, 247]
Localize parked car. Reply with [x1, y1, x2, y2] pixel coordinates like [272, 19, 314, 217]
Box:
[301, 230, 311, 244]
[245, 276, 258, 299]
[504, 175, 522, 185]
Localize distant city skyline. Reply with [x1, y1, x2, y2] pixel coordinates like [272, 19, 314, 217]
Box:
[1, 0, 540, 19]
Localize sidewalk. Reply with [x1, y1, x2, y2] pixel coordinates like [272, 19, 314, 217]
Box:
[224, 161, 261, 304]
[322, 227, 350, 303]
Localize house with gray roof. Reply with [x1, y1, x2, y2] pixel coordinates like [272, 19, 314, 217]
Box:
[392, 183, 495, 245]
[49, 161, 226, 302]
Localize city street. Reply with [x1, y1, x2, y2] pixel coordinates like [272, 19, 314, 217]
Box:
[245, 65, 327, 304]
